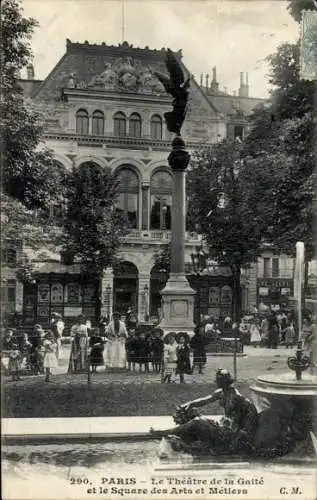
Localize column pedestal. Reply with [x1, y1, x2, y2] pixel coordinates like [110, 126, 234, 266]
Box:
[158, 273, 195, 335]
[158, 136, 196, 336]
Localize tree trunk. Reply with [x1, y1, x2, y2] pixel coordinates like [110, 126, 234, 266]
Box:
[96, 276, 102, 322]
[231, 264, 241, 382]
[231, 264, 242, 324]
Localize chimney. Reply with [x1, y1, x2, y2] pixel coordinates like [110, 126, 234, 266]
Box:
[245, 72, 249, 97]
[210, 66, 219, 92]
[27, 63, 35, 80]
[200, 73, 203, 87]
[233, 90, 236, 97]
[205, 73, 209, 88]
[239, 71, 249, 97]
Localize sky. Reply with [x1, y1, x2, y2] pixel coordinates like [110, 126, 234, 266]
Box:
[21, 0, 300, 97]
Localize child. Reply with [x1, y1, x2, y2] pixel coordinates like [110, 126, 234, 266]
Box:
[89, 328, 105, 372]
[176, 333, 191, 383]
[284, 321, 295, 348]
[43, 331, 58, 382]
[125, 330, 137, 372]
[136, 332, 150, 373]
[8, 344, 22, 381]
[163, 333, 178, 383]
[190, 327, 207, 374]
[151, 328, 164, 373]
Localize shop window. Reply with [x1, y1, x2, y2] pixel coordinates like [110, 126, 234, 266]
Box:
[150, 170, 172, 230]
[92, 110, 104, 135]
[129, 113, 142, 137]
[113, 111, 126, 137]
[150, 114, 162, 140]
[117, 167, 139, 228]
[76, 109, 89, 135]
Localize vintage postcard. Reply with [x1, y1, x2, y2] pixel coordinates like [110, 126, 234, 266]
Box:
[1, 0, 317, 499]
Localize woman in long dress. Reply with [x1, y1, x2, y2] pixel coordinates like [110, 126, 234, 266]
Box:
[250, 322, 261, 346]
[68, 315, 89, 373]
[104, 312, 128, 369]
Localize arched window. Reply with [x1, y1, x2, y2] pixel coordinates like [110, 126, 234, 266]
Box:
[150, 114, 162, 140]
[117, 167, 139, 228]
[92, 110, 104, 136]
[150, 170, 172, 230]
[129, 113, 142, 137]
[76, 109, 89, 135]
[113, 112, 126, 137]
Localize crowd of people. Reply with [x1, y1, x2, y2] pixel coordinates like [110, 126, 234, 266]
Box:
[2, 312, 64, 382]
[67, 311, 209, 383]
[2, 305, 316, 383]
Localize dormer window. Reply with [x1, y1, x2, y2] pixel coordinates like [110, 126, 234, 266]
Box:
[92, 110, 104, 135]
[76, 109, 89, 135]
[113, 112, 126, 137]
[150, 115, 162, 140]
[129, 113, 142, 137]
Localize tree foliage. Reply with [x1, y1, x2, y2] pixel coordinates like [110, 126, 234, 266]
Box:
[243, 37, 314, 260]
[62, 163, 129, 278]
[287, 0, 316, 22]
[1, 0, 61, 210]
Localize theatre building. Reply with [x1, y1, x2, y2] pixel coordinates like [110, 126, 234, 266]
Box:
[2, 40, 264, 326]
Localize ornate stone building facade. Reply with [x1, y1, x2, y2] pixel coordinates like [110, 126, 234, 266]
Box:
[3, 40, 268, 326]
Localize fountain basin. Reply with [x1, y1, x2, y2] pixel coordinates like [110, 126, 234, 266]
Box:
[251, 372, 317, 398]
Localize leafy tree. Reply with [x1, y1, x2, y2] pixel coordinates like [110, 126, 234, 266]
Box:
[287, 0, 316, 22]
[1, 0, 60, 210]
[243, 39, 314, 267]
[62, 163, 129, 317]
[185, 141, 275, 322]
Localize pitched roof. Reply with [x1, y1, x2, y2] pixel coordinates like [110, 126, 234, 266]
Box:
[205, 91, 266, 118]
[31, 39, 217, 117]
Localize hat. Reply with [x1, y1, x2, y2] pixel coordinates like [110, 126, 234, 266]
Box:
[51, 312, 62, 319]
[153, 328, 164, 337]
[112, 311, 121, 318]
[163, 331, 176, 342]
[176, 331, 190, 343]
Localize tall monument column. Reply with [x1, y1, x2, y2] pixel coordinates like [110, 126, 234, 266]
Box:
[158, 137, 196, 335]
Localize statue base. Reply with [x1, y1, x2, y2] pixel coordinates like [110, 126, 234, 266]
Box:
[157, 273, 196, 337]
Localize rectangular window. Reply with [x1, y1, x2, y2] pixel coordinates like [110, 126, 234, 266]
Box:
[263, 257, 270, 278]
[272, 258, 279, 277]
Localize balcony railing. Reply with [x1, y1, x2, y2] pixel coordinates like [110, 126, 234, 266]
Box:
[124, 229, 202, 243]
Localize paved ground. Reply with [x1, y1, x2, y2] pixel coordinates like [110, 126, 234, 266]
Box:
[3, 344, 291, 386]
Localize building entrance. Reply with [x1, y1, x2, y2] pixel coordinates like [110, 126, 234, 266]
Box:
[113, 262, 138, 316]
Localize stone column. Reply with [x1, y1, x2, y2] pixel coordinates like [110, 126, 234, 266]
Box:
[138, 274, 150, 322]
[158, 137, 196, 335]
[141, 183, 150, 230]
[100, 267, 114, 321]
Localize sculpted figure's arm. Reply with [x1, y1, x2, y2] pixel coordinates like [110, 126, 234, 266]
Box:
[182, 389, 222, 409]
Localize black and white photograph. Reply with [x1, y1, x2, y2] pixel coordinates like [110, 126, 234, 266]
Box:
[1, 0, 317, 498]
